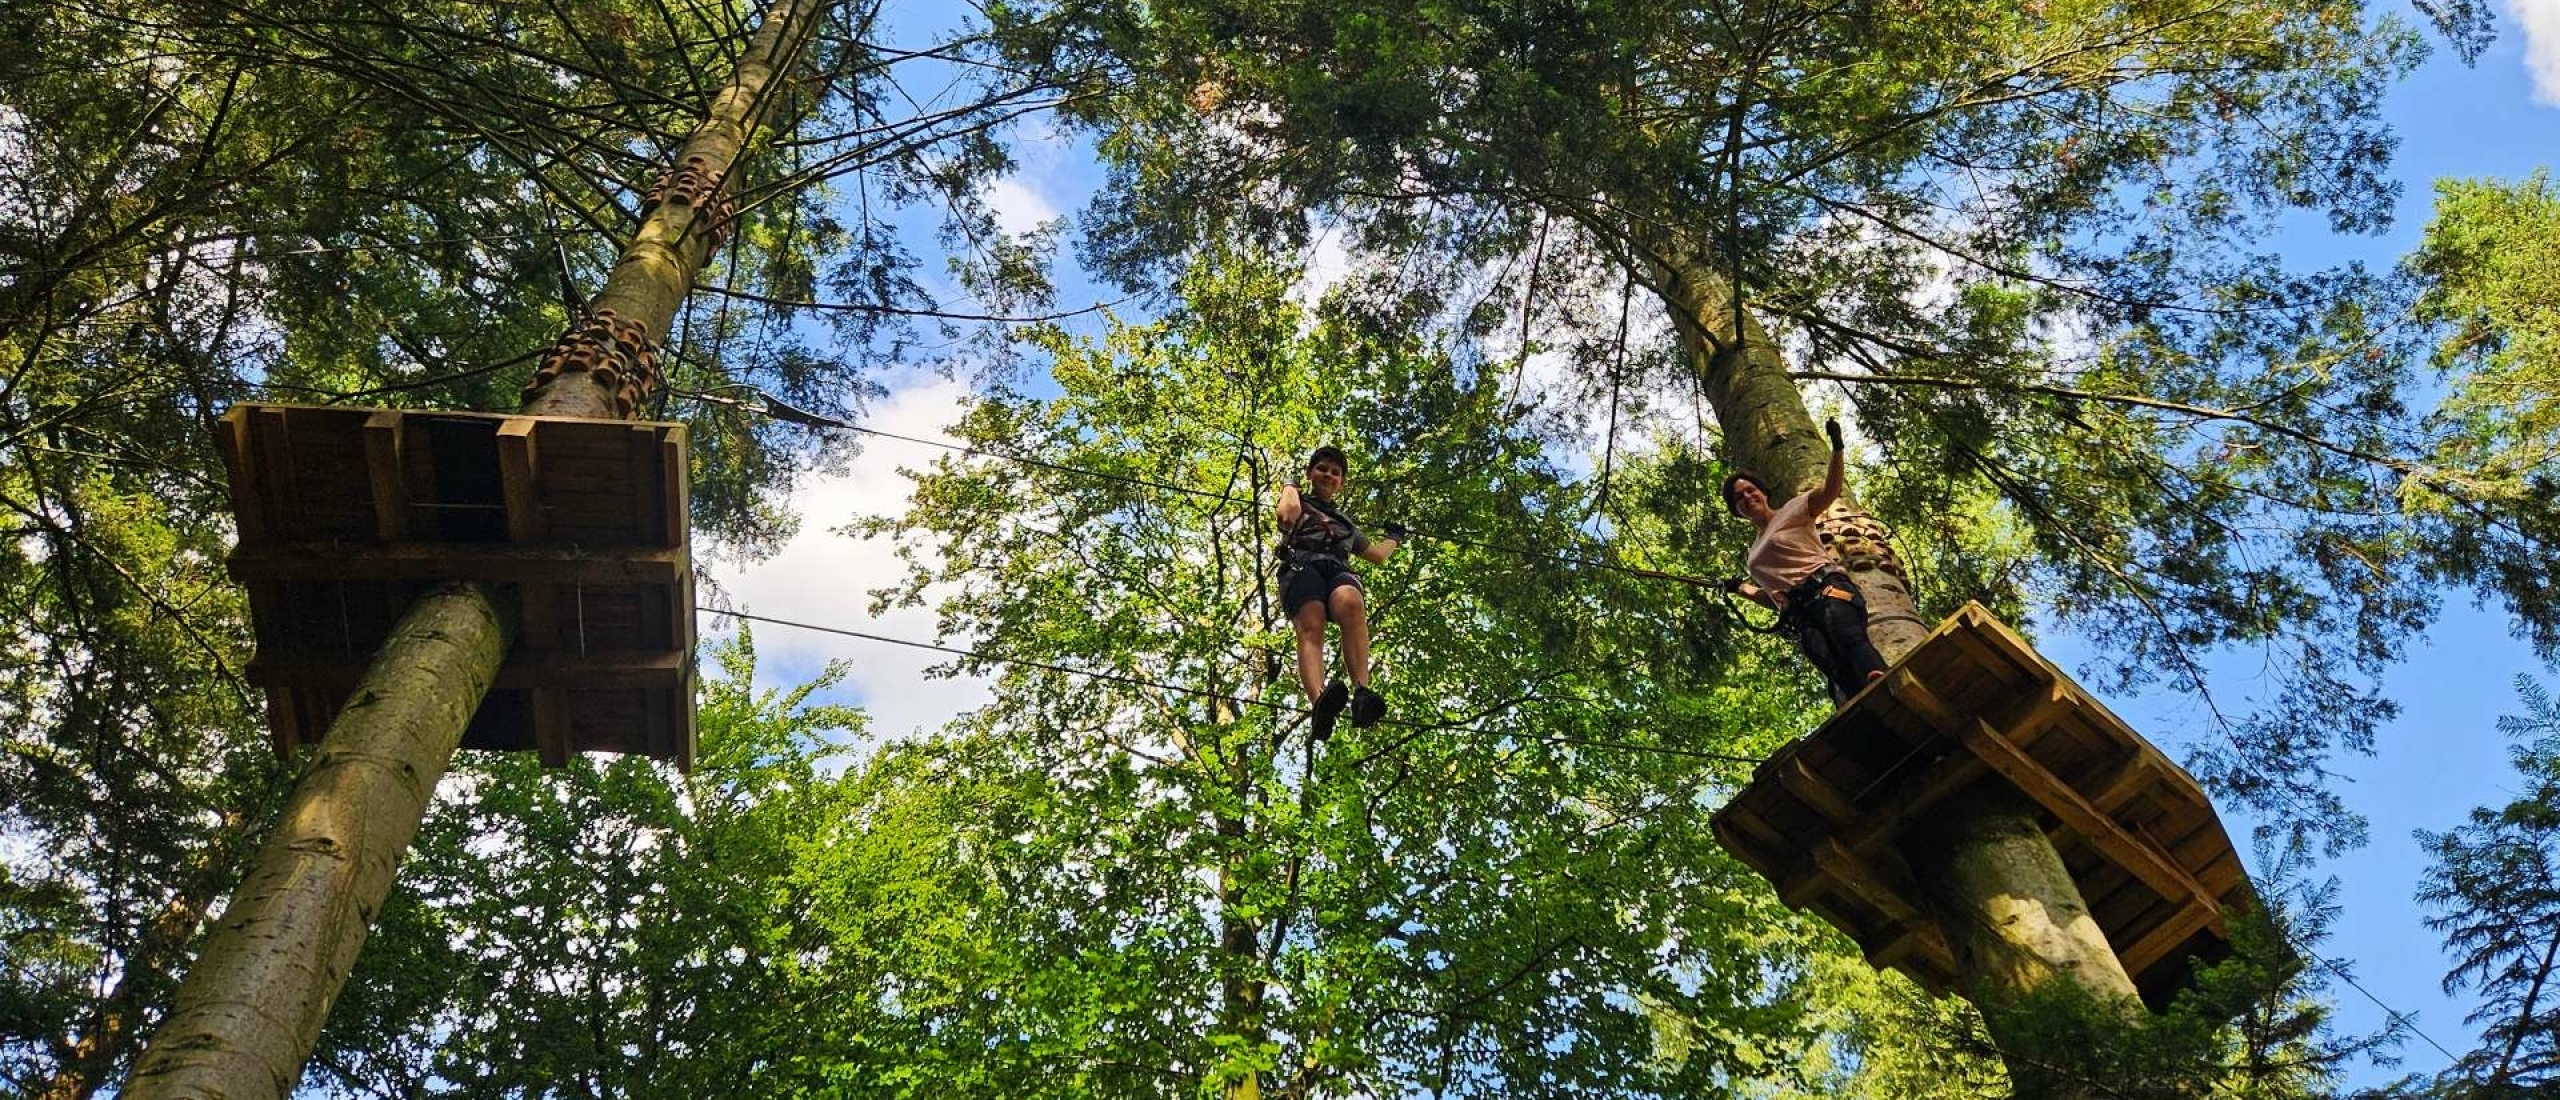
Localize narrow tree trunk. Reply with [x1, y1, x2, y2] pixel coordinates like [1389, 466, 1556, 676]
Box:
[1212, 696, 1267, 1100]
[34, 829, 248, 1100]
[1638, 239, 2141, 1087]
[122, 4, 826, 1098]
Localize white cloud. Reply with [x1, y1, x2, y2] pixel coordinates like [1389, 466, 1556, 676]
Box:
[1291, 223, 1356, 308]
[981, 176, 1060, 237]
[2513, 0, 2560, 105]
[712, 376, 993, 741]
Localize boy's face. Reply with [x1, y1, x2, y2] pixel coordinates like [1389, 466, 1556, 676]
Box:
[1307, 461, 1346, 496]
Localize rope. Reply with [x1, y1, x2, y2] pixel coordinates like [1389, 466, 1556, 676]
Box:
[670, 384, 1740, 593]
[703, 608, 1766, 766]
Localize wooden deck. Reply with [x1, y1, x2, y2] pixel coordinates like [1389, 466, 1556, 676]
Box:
[217, 403, 697, 769]
[1711, 603, 2248, 1009]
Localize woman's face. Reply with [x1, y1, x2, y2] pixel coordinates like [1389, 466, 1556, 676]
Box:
[1307, 461, 1346, 498]
[1727, 479, 1774, 526]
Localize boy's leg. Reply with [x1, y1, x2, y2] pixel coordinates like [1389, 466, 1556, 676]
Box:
[1330, 580, 1388, 727]
[1292, 599, 1331, 702]
[1329, 581, 1372, 688]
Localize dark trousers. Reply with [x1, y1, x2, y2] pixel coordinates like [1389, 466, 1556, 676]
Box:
[1783, 571, 1888, 703]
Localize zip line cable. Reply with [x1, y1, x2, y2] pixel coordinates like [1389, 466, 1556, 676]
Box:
[669, 384, 1736, 593]
[702, 608, 1767, 766]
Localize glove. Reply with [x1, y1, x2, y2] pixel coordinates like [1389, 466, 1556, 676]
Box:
[1380, 521, 1411, 541]
[1825, 417, 1845, 451]
[1718, 577, 1747, 594]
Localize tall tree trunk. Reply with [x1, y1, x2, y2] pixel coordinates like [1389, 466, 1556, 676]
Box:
[121, 4, 826, 1098]
[1638, 238, 2142, 1092]
[1212, 696, 1267, 1100]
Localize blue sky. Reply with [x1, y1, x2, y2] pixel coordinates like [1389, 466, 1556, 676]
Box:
[714, 0, 2560, 1086]
[2078, 5, 2560, 1082]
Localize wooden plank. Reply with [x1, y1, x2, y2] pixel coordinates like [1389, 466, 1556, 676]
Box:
[250, 406, 297, 539]
[2090, 751, 2158, 814]
[264, 687, 299, 755]
[626, 424, 656, 546]
[1781, 758, 1859, 826]
[659, 425, 689, 549]
[363, 411, 409, 541]
[497, 418, 546, 543]
[2119, 898, 2223, 979]
[670, 668, 697, 773]
[1869, 923, 1959, 980]
[245, 649, 690, 690]
[1713, 801, 1802, 886]
[228, 543, 687, 585]
[532, 688, 572, 768]
[1884, 668, 1965, 737]
[1812, 838, 1923, 926]
[1842, 755, 1988, 856]
[215, 408, 271, 544]
[1957, 717, 2222, 923]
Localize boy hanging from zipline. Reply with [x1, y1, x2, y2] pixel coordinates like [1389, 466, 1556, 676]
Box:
[1720, 418, 1889, 704]
[1277, 445, 1406, 740]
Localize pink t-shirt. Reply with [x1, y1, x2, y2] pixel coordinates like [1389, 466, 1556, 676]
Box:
[1746, 493, 1835, 595]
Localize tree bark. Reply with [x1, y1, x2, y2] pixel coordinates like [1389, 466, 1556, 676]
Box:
[121, 3, 827, 1097]
[1636, 237, 2141, 1089]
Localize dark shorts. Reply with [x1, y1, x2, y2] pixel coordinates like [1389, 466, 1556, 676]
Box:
[1283, 564, 1362, 614]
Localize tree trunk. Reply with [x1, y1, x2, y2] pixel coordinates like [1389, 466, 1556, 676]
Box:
[121, 4, 826, 1097]
[122, 582, 517, 1100]
[1213, 696, 1267, 1100]
[1637, 238, 2141, 1088]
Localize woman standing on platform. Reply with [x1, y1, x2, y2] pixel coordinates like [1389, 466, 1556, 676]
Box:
[1721, 419, 1889, 703]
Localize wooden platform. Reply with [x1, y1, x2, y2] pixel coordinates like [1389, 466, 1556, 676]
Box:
[1710, 603, 2248, 1009]
[217, 403, 697, 770]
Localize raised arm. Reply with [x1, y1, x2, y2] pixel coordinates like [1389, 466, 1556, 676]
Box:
[1277, 480, 1303, 530]
[1803, 417, 1848, 515]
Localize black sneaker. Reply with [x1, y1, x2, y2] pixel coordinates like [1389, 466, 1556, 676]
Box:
[1349, 685, 1386, 729]
[1311, 681, 1350, 742]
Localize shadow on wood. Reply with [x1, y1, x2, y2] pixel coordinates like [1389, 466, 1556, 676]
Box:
[216, 403, 698, 769]
[1710, 602, 2248, 1010]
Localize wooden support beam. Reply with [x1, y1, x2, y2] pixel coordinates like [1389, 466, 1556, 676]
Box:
[1812, 838, 1922, 925]
[1842, 755, 1987, 856]
[1955, 717, 2222, 924]
[2119, 898, 2223, 979]
[1809, 839, 1960, 976]
[264, 689, 300, 755]
[229, 544, 686, 586]
[2001, 680, 2074, 749]
[2091, 751, 2159, 814]
[659, 426, 689, 549]
[215, 411, 269, 544]
[1782, 758, 1859, 826]
[1871, 924, 1959, 981]
[497, 418, 546, 543]
[245, 650, 689, 690]
[1885, 669, 1964, 737]
[364, 411, 409, 542]
[250, 406, 295, 539]
[532, 688, 572, 768]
